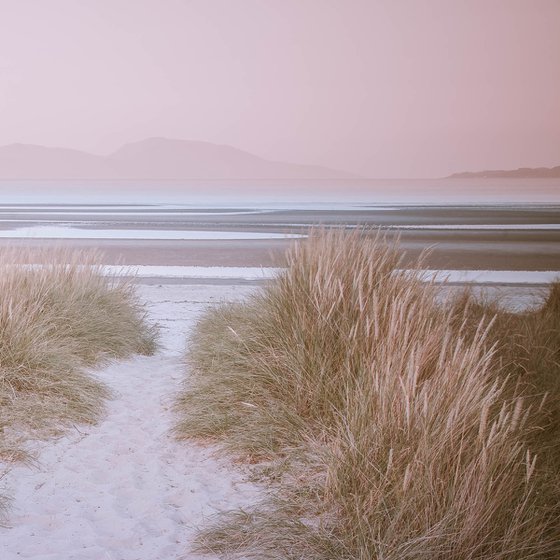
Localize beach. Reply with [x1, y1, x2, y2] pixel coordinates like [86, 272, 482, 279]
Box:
[0, 202, 559, 273]
[0, 284, 260, 560]
[0, 280, 548, 559]
[0, 191, 559, 558]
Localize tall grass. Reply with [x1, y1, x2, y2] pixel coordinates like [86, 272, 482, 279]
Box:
[176, 230, 560, 559]
[0, 248, 158, 520]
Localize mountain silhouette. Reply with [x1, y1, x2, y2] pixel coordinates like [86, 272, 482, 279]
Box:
[0, 138, 358, 180]
[448, 165, 560, 179]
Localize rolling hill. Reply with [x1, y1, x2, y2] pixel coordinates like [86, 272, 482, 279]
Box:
[448, 165, 560, 179]
[0, 138, 358, 180]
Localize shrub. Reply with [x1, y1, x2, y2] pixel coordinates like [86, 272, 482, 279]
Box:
[0, 248, 158, 521]
[176, 230, 560, 559]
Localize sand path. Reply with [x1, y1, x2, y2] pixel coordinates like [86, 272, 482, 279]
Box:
[0, 284, 259, 560]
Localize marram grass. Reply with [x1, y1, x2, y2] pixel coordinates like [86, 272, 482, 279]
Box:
[0, 248, 158, 521]
[176, 230, 560, 559]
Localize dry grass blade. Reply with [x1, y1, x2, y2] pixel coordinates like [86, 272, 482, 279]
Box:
[0, 247, 158, 524]
[176, 229, 560, 559]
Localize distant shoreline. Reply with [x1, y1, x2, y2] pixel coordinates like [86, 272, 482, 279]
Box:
[448, 165, 560, 179]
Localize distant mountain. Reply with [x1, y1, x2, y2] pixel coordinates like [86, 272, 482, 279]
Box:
[448, 165, 560, 179]
[0, 138, 358, 180]
[0, 143, 118, 179]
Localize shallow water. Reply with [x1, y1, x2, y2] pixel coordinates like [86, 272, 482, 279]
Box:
[0, 180, 558, 272]
[0, 177, 559, 205]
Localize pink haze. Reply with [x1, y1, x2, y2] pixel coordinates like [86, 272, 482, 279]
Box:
[0, 0, 558, 178]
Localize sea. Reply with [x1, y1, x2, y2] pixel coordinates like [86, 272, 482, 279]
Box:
[0, 178, 558, 283]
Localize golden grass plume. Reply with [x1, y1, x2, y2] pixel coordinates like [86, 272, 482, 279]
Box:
[176, 229, 560, 559]
[0, 248, 158, 522]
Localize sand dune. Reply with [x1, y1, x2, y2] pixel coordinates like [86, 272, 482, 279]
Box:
[0, 282, 550, 559]
[0, 284, 259, 560]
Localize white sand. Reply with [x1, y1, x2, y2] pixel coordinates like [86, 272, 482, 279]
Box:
[17, 265, 560, 284]
[0, 225, 302, 240]
[107, 265, 282, 280]
[0, 284, 260, 560]
[0, 282, 550, 559]
[386, 224, 560, 230]
[411, 269, 560, 284]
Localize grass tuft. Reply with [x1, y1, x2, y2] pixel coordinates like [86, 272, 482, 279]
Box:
[176, 230, 560, 559]
[0, 248, 158, 523]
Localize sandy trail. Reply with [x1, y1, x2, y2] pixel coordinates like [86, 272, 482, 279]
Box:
[0, 284, 259, 560]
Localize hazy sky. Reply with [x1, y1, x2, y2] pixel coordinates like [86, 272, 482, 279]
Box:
[0, 0, 558, 178]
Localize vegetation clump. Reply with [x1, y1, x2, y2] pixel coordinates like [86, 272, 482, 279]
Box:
[176, 230, 560, 560]
[0, 249, 158, 519]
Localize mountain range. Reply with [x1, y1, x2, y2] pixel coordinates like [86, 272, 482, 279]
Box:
[0, 138, 357, 180]
[448, 166, 560, 179]
[2, 139, 557, 180]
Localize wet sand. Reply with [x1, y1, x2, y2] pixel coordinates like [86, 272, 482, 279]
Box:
[1, 205, 559, 228]
[0, 205, 558, 271]
[1, 236, 559, 271]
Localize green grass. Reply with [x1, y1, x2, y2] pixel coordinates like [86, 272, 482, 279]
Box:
[175, 230, 560, 559]
[0, 248, 158, 522]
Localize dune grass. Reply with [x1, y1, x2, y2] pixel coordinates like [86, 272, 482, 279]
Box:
[0, 248, 158, 520]
[175, 230, 560, 559]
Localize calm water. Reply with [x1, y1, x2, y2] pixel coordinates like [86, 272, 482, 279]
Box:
[0, 178, 558, 206]
[0, 178, 558, 273]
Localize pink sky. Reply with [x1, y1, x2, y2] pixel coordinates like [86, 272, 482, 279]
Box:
[0, 0, 558, 178]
